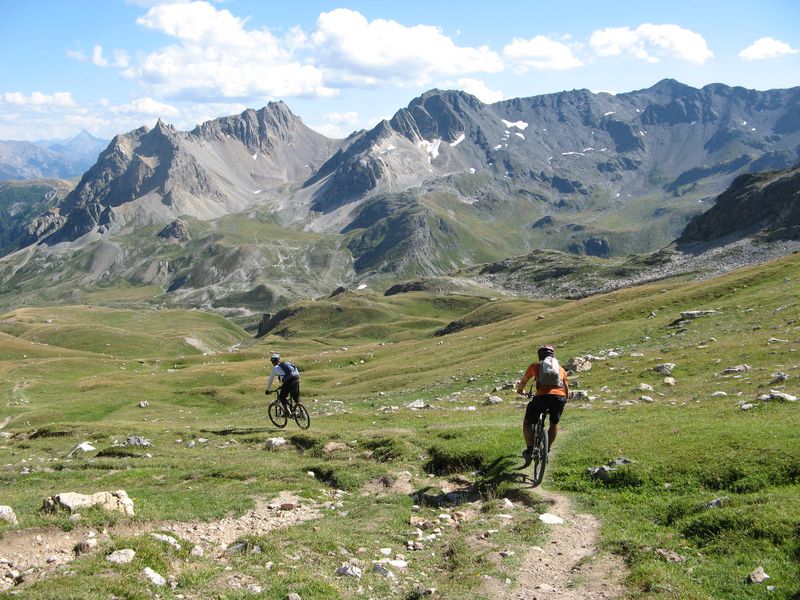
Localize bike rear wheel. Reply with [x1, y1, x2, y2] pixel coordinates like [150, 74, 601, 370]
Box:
[268, 400, 288, 428]
[293, 403, 311, 429]
[531, 421, 549, 486]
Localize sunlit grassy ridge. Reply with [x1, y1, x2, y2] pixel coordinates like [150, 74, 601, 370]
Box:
[0, 254, 798, 598]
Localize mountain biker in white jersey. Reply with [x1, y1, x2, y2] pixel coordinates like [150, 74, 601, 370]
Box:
[265, 353, 300, 409]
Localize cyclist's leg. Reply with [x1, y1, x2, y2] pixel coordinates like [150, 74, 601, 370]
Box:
[544, 395, 566, 450]
[547, 421, 558, 449]
[523, 398, 544, 456]
[522, 417, 534, 447]
[289, 379, 300, 404]
[278, 385, 291, 407]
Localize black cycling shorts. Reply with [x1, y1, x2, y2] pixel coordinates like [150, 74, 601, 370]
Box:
[278, 378, 300, 404]
[525, 394, 567, 425]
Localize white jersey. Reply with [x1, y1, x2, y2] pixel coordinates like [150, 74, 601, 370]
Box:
[265, 362, 299, 391]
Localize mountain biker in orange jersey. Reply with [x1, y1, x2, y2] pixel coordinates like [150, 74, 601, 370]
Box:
[265, 353, 301, 409]
[516, 345, 569, 459]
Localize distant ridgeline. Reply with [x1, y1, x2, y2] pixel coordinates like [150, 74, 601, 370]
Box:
[0, 80, 798, 312]
[0, 131, 108, 180]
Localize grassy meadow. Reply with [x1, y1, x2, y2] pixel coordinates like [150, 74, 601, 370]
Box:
[0, 252, 798, 598]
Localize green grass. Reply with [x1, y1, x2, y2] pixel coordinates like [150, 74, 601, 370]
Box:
[0, 253, 798, 598]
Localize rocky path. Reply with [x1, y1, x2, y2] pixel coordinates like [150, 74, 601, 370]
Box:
[3, 482, 627, 597]
[502, 487, 627, 600]
[0, 491, 321, 590]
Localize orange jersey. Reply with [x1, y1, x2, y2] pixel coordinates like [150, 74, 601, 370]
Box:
[519, 363, 568, 397]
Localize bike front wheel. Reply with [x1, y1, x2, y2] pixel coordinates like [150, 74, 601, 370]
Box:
[293, 403, 311, 429]
[531, 425, 548, 486]
[268, 400, 288, 428]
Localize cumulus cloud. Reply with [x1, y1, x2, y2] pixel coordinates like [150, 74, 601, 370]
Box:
[308, 122, 350, 138]
[68, 46, 129, 68]
[67, 49, 88, 62]
[112, 49, 131, 68]
[455, 78, 504, 103]
[126, 1, 336, 101]
[0, 103, 112, 140]
[1, 91, 76, 108]
[118, 3, 507, 101]
[110, 97, 180, 117]
[92, 45, 109, 67]
[310, 8, 503, 86]
[322, 111, 359, 125]
[590, 24, 713, 65]
[739, 37, 799, 60]
[503, 36, 583, 71]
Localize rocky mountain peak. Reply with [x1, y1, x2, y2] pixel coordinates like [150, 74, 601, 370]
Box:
[191, 101, 311, 154]
[644, 78, 698, 99]
[391, 89, 483, 143]
[151, 119, 179, 141]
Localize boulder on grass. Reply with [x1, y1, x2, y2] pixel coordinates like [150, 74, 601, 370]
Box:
[42, 490, 134, 516]
[0, 506, 18, 527]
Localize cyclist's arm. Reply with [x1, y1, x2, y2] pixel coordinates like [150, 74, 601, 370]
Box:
[265, 367, 278, 393]
[516, 364, 536, 395]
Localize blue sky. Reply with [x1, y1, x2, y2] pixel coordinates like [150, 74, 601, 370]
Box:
[1, 0, 798, 141]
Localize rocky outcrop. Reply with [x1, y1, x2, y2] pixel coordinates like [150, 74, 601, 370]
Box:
[158, 218, 190, 242]
[678, 164, 800, 244]
[255, 307, 302, 338]
[42, 490, 135, 516]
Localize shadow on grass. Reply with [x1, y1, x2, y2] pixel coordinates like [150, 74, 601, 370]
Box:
[201, 427, 284, 436]
[476, 455, 543, 503]
[412, 455, 540, 507]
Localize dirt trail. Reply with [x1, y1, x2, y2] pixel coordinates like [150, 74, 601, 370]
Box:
[0, 492, 320, 590]
[502, 487, 627, 600]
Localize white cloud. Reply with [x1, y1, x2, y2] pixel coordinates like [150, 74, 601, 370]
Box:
[322, 111, 359, 125]
[503, 36, 583, 71]
[67, 49, 88, 62]
[1, 91, 76, 108]
[71, 45, 130, 68]
[179, 102, 249, 129]
[127, 1, 336, 101]
[456, 78, 504, 103]
[739, 37, 799, 61]
[310, 111, 362, 138]
[308, 122, 349, 138]
[120, 4, 506, 101]
[311, 8, 503, 86]
[92, 45, 109, 67]
[590, 24, 713, 65]
[111, 97, 180, 117]
[112, 49, 131, 68]
[0, 106, 113, 141]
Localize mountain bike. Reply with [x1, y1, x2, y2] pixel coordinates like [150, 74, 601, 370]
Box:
[267, 389, 311, 429]
[521, 392, 548, 487]
[528, 410, 548, 486]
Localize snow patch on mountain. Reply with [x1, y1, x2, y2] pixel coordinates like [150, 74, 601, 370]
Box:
[501, 119, 529, 130]
[418, 138, 442, 161]
[450, 133, 466, 147]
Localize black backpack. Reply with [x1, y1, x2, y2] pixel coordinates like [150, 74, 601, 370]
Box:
[279, 361, 299, 380]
